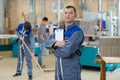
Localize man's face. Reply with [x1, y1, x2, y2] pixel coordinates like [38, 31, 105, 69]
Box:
[64, 8, 76, 23]
[43, 21, 48, 25]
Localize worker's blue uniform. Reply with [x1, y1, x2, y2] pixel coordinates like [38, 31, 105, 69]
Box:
[45, 23, 84, 80]
[15, 23, 35, 76]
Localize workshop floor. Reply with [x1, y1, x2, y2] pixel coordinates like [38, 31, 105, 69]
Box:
[0, 51, 120, 80]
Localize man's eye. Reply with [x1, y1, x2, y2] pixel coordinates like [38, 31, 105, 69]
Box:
[64, 12, 67, 14]
[70, 12, 73, 14]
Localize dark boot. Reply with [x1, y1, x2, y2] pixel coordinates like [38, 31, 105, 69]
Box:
[28, 75, 33, 80]
[13, 73, 21, 77]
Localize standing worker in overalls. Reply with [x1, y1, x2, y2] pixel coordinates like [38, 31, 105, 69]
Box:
[13, 22, 35, 80]
[45, 5, 84, 80]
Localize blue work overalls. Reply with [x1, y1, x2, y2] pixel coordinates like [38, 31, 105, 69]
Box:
[45, 23, 84, 80]
[15, 23, 35, 76]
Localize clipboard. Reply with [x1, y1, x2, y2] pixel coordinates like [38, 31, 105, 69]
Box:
[55, 29, 64, 41]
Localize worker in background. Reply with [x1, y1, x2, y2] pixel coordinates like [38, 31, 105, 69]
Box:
[45, 5, 84, 80]
[38, 17, 48, 68]
[13, 22, 35, 80]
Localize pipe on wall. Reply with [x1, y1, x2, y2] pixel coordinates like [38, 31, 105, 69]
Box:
[57, 0, 60, 27]
[30, 0, 35, 13]
[41, 0, 45, 18]
[98, 0, 102, 12]
[0, 0, 4, 33]
[118, 0, 120, 36]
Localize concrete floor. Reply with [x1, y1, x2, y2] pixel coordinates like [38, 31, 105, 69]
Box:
[0, 51, 120, 80]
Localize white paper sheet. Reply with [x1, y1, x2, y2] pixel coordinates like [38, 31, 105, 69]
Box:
[55, 29, 63, 41]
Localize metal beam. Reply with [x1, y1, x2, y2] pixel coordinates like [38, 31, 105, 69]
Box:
[0, 0, 4, 33]
[118, 0, 120, 36]
[57, 0, 60, 27]
[98, 0, 102, 12]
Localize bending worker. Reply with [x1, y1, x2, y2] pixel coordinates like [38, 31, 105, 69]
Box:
[45, 5, 84, 80]
[13, 22, 35, 80]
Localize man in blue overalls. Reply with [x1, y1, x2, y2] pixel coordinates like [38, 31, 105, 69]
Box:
[45, 5, 84, 80]
[13, 22, 35, 80]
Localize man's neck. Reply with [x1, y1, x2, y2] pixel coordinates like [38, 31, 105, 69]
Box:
[65, 22, 74, 28]
[41, 23, 46, 26]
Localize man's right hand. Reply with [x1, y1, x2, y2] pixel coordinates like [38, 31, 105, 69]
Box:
[20, 37, 24, 42]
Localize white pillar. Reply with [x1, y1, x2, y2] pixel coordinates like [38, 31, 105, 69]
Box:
[41, 0, 45, 18]
[98, 0, 102, 12]
[118, 0, 120, 36]
[109, 11, 114, 36]
[0, 0, 4, 33]
[57, 0, 60, 27]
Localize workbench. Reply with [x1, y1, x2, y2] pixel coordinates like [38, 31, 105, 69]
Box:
[0, 34, 40, 57]
[80, 46, 120, 71]
[0, 34, 17, 58]
[95, 37, 120, 80]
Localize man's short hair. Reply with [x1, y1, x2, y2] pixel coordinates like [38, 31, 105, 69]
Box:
[24, 21, 31, 30]
[43, 17, 48, 21]
[65, 5, 76, 14]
